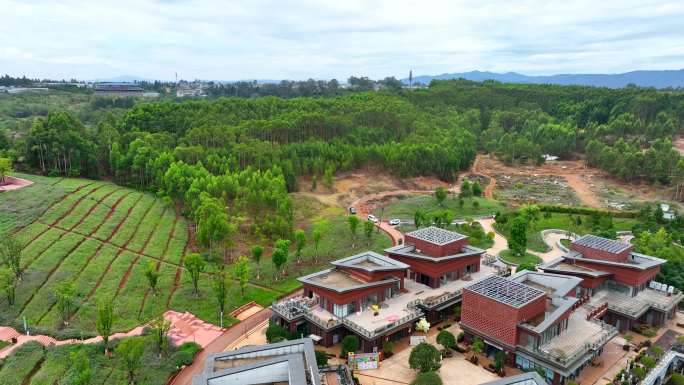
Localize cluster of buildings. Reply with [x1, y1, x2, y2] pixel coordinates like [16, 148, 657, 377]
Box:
[195, 226, 681, 385]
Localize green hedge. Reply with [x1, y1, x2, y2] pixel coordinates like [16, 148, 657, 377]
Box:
[537, 204, 637, 218]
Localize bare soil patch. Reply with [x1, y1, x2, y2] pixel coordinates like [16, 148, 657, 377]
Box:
[299, 169, 448, 209]
[472, 154, 666, 209]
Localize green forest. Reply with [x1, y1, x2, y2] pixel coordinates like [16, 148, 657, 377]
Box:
[3, 79, 684, 292]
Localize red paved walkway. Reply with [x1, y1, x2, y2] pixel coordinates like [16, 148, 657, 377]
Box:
[168, 308, 273, 385]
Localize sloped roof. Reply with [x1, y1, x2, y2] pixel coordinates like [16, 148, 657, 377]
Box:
[465, 275, 545, 308]
[331, 251, 409, 272]
[572, 234, 631, 254]
[406, 226, 467, 245]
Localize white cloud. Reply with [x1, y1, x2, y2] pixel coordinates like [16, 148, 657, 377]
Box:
[1, 0, 683, 80]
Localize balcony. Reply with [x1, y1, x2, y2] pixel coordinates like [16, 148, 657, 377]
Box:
[526, 311, 617, 367]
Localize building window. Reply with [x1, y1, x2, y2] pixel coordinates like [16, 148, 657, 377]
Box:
[334, 303, 350, 318]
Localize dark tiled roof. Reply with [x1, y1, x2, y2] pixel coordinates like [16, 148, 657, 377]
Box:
[466, 275, 545, 308]
[572, 234, 631, 254]
[406, 226, 466, 245]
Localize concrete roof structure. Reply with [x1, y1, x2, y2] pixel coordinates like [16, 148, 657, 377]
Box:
[559, 250, 666, 271]
[384, 243, 484, 262]
[466, 275, 546, 308]
[510, 270, 582, 298]
[331, 251, 409, 272]
[298, 268, 399, 293]
[192, 338, 321, 385]
[405, 226, 467, 245]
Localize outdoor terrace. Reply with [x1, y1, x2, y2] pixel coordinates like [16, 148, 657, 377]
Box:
[586, 287, 683, 318]
[534, 310, 617, 367]
[273, 263, 500, 339]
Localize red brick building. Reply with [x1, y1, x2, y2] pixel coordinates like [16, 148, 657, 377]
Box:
[385, 226, 488, 323]
[460, 271, 617, 385]
[271, 227, 502, 352]
[540, 234, 682, 331]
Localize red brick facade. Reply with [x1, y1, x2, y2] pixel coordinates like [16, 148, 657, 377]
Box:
[573, 260, 659, 286]
[460, 289, 546, 347]
[387, 253, 479, 277]
[570, 243, 632, 263]
[304, 282, 396, 311]
[404, 235, 469, 257]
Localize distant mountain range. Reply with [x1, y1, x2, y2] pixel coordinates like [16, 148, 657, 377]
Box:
[403, 69, 684, 88]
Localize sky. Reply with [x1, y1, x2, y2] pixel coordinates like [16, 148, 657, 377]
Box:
[1, 0, 684, 81]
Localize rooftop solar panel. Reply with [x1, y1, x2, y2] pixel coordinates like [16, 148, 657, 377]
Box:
[572, 234, 631, 254]
[466, 275, 545, 307]
[406, 226, 466, 246]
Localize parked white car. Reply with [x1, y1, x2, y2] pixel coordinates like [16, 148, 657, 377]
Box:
[389, 218, 401, 226]
[367, 214, 378, 223]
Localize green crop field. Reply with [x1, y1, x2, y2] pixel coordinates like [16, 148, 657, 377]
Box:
[0, 174, 284, 334]
[0, 338, 199, 385]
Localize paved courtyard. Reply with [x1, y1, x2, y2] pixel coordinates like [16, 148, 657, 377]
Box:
[354, 323, 499, 385]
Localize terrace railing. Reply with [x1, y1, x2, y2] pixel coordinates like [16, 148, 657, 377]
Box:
[534, 319, 617, 366]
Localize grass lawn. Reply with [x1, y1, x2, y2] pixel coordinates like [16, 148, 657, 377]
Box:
[494, 212, 640, 252]
[560, 239, 571, 249]
[0, 336, 200, 385]
[373, 195, 507, 220]
[499, 250, 542, 266]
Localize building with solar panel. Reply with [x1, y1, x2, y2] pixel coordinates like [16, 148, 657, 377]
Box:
[460, 270, 617, 385]
[540, 234, 682, 332]
[270, 227, 507, 353]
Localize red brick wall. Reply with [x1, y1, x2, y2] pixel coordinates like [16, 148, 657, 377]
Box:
[405, 236, 469, 257]
[573, 260, 659, 286]
[386, 252, 480, 280]
[570, 243, 632, 263]
[304, 282, 395, 310]
[460, 290, 545, 346]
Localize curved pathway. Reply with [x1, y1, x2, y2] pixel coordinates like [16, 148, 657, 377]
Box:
[528, 230, 576, 263]
[0, 310, 224, 359]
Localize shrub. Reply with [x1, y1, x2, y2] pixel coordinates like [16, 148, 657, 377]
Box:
[436, 330, 456, 353]
[170, 350, 194, 367]
[315, 350, 329, 367]
[178, 342, 201, 357]
[457, 332, 465, 343]
[671, 373, 684, 385]
[631, 366, 646, 380]
[537, 204, 637, 218]
[640, 355, 656, 369]
[341, 335, 359, 357]
[409, 343, 442, 373]
[383, 340, 395, 358]
[411, 371, 443, 385]
[265, 321, 297, 343]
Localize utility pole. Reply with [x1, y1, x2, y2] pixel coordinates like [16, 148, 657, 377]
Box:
[409, 70, 413, 90]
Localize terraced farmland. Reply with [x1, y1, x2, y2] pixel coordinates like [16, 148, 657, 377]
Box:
[0, 175, 282, 333]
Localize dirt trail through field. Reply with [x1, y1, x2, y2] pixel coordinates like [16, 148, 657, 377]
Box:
[473, 154, 605, 208]
[471, 155, 495, 199]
